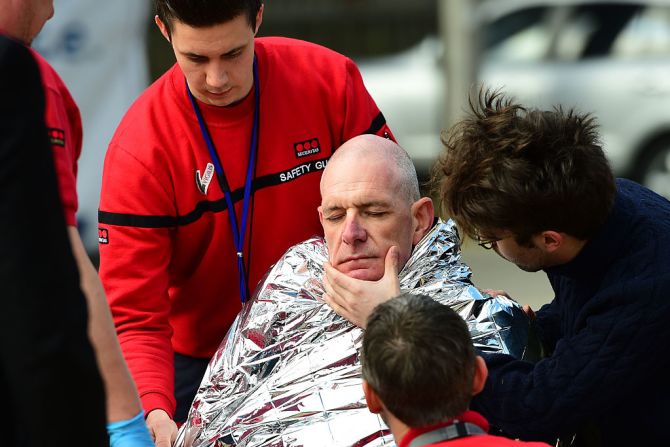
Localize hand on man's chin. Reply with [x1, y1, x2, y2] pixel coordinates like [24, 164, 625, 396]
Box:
[323, 247, 400, 328]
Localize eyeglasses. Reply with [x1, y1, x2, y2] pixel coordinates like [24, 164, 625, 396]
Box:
[475, 234, 504, 250]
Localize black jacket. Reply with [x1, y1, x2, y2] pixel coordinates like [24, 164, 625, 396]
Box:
[473, 179, 670, 446]
[0, 35, 108, 446]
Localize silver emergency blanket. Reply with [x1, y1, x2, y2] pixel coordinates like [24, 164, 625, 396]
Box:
[176, 219, 531, 447]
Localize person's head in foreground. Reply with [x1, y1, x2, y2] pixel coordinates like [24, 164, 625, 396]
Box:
[361, 293, 487, 444]
[318, 134, 434, 281]
[154, 0, 264, 107]
[435, 88, 616, 272]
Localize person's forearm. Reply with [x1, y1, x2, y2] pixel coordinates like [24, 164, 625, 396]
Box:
[67, 226, 143, 421]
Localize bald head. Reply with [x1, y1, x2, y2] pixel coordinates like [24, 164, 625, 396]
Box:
[318, 135, 433, 281]
[322, 134, 420, 206]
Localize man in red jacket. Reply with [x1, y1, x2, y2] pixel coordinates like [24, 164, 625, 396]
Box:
[98, 1, 393, 444]
[362, 293, 550, 447]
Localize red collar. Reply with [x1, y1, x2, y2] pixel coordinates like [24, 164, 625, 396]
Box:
[399, 411, 489, 447]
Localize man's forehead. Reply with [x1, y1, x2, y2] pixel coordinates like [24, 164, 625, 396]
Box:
[170, 15, 251, 47]
[320, 178, 398, 206]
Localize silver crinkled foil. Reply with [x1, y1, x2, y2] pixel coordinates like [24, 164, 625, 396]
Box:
[175, 219, 532, 447]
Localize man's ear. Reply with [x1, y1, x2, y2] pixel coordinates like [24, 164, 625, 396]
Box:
[534, 230, 563, 254]
[254, 4, 264, 35]
[362, 380, 383, 414]
[155, 15, 171, 42]
[317, 205, 324, 227]
[471, 356, 488, 396]
[410, 197, 434, 246]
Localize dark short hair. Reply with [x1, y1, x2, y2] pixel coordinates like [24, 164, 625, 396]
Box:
[434, 88, 616, 245]
[155, 0, 262, 36]
[362, 293, 475, 427]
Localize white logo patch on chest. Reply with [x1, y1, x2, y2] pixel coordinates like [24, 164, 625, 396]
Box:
[195, 162, 215, 195]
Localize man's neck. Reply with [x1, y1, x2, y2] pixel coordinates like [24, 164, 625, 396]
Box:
[547, 234, 588, 267]
[0, 8, 32, 45]
[383, 410, 410, 446]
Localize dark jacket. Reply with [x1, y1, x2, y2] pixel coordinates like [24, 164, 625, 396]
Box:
[472, 179, 670, 446]
[0, 35, 108, 446]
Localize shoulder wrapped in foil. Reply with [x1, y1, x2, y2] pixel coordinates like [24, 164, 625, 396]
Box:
[175, 219, 533, 447]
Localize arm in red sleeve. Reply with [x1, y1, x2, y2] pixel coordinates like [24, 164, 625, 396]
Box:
[98, 142, 177, 417]
[33, 51, 82, 226]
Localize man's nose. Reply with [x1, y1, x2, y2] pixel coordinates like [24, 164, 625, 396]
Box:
[342, 215, 367, 245]
[205, 62, 228, 90]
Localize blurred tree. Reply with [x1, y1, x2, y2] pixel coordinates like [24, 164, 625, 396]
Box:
[440, 0, 481, 128]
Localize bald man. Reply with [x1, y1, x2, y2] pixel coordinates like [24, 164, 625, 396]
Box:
[318, 134, 434, 282]
[175, 135, 531, 447]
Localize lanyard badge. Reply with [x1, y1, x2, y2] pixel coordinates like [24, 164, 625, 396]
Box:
[187, 57, 260, 304]
[409, 421, 485, 447]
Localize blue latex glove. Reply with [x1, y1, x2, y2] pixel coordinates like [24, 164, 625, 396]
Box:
[107, 410, 154, 447]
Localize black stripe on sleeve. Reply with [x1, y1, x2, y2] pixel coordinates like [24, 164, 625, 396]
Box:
[98, 194, 236, 229]
[98, 210, 178, 228]
[98, 156, 332, 229]
[363, 112, 387, 135]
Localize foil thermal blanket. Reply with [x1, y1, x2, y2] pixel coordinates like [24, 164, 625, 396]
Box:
[176, 219, 532, 447]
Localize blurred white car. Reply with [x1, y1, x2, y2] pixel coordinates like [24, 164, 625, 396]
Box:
[359, 0, 670, 198]
[357, 38, 446, 178]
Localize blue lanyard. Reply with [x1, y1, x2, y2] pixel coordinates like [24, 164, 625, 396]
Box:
[186, 57, 260, 304]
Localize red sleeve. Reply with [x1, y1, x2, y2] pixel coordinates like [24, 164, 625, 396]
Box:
[342, 58, 395, 143]
[98, 142, 177, 416]
[34, 52, 81, 226]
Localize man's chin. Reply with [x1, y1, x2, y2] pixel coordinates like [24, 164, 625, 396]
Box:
[334, 258, 384, 281]
[341, 268, 383, 281]
[514, 262, 543, 273]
